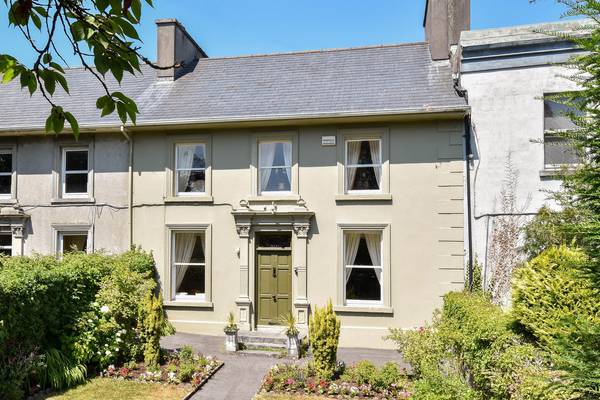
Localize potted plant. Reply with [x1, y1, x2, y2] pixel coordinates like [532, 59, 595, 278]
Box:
[280, 312, 300, 358]
[223, 312, 239, 352]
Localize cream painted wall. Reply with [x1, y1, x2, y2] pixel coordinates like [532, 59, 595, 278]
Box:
[131, 119, 465, 348]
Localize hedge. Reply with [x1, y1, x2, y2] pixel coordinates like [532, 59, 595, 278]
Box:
[0, 249, 171, 399]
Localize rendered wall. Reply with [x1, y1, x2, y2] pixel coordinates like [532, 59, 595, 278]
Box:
[131, 119, 465, 348]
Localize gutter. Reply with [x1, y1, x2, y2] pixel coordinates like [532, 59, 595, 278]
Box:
[0, 105, 470, 134]
[120, 125, 133, 248]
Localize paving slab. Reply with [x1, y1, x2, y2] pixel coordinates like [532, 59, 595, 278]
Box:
[161, 332, 405, 400]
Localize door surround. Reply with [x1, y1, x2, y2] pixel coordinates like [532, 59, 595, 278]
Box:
[232, 205, 313, 331]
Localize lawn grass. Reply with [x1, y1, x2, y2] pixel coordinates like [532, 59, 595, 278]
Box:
[42, 378, 191, 400]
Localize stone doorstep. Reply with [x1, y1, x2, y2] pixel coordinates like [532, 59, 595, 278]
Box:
[237, 330, 306, 355]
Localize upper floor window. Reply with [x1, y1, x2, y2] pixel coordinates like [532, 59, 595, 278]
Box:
[62, 148, 89, 197]
[259, 141, 292, 194]
[0, 150, 13, 198]
[176, 143, 206, 195]
[345, 139, 382, 192]
[543, 97, 581, 168]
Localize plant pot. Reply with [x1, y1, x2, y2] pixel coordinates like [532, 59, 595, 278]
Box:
[286, 333, 300, 358]
[224, 331, 238, 352]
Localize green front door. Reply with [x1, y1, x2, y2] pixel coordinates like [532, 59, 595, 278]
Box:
[257, 250, 292, 325]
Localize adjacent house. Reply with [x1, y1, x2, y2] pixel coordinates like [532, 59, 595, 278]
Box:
[457, 20, 586, 283]
[0, 1, 470, 347]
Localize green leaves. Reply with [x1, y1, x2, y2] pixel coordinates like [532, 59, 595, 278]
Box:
[45, 106, 79, 137]
[96, 92, 138, 124]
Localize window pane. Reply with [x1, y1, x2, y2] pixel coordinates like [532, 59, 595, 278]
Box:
[177, 170, 205, 193]
[544, 99, 581, 131]
[348, 166, 380, 190]
[544, 135, 580, 165]
[346, 268, 381, 301]
[0, 153, 12, 173]
[177, 144, 205, 169]
[65, 151, 88, 171]
[260, 167, 291, 192]
[0, 234, 11, 246]
[62, 234, 87, 253]
[65, 173, 88, 193]
[0, 249, 10, 256]
[353, 237, 374, 265]
[0, 175, 11, 195]
[175, 265, 205, 296]
[174, 233, 205, 263]
[259, 142, 291, 168]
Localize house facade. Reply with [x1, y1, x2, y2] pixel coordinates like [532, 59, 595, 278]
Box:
[0, 7, 470, 347]
[457, 20, 586, 282]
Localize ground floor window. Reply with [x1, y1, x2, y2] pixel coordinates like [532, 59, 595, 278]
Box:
[59, 231, 88, 254]
[0, 232, 11, 256]
[172, 231, 206, 302]
[344, 231, 383, 305]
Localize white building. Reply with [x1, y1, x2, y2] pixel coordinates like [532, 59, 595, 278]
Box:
[458, 20, 586, 279]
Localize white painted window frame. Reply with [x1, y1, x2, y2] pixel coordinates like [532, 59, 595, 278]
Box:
[175, 143, 207, 196]
[344, 138, 383, 194]
[342, 229, 384, 307]
[52, 224, 92, 256]
[166, 224, 212, 306]
[61, 147, 89, 198]
[0, 148, 14, 201]
[258, 140, 293, 196]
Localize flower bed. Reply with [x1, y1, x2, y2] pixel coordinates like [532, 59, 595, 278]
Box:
[260, 362, 411, 399]
[101, 346, 222, 391]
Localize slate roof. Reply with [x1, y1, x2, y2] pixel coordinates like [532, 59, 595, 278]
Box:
[0, 42, 467, 131]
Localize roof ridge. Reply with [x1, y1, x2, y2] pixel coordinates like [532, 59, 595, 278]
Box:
[200, 42, 428, 61]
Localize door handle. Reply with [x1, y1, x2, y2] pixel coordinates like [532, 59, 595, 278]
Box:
[272, 267, 277, 278]
[272, 295, 277, 302]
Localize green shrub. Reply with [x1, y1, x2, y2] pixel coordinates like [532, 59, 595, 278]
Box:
[40, 348, 87, 390]
[0, 250, 167, 397]
[308, 299, 340, 379]
[521, 206, 582, 259]
[375, 362, 403, 389]
[138, 291, 174, 368]
[340, 360, 377, 385]
[389, 291, 576, 400]
[513, 245, 599, 346]
[177, 361, 195, 383]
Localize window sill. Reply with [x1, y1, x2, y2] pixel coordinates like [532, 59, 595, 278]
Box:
[0, 198, 17, 205]
[335, 194, 392, 202]
[164, 301, 214, 309]
[164, 196, 214, 204]
[248, 195, 300, 202]
[51, 197, 96, 204]
[333, 305, 393, 314]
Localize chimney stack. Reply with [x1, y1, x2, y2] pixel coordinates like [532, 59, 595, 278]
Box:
[156, 19, 207, 80]
[423, 0, 470, 60]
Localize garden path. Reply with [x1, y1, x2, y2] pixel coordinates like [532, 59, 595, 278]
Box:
[161, 332, 405, 400]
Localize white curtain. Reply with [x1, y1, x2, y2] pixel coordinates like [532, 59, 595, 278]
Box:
[369, 140, 381, 189]
[344, 232, 361, 284]
[259, 143, 277, 192]
[365, 233, 382, 284]
[175, 233, 197, 292]
[177, 145, 195, 192]
[347, 141, 361, 190]
[282, 142, 292, 187]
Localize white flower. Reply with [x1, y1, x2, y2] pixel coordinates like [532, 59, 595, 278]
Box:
[100, 305, 109, 313]
[87, 319, 93, 323]
[105, 350, 112, 356]
[116, 331, 121, 337]
[116, 338, 122, 343]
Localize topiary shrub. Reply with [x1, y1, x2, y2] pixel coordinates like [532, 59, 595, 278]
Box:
[308, 299, 340, 379]
[138, 291, 174, 369]
[512, 245, 599, 346]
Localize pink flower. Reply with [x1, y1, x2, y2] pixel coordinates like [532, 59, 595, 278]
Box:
[286, 378, 296, 386]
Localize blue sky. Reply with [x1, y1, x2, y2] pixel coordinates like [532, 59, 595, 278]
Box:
[1, 0, 572, 66]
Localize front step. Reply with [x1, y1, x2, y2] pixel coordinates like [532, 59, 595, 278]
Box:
[237, 330, 306, 354]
